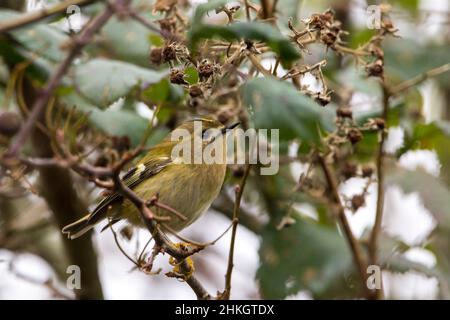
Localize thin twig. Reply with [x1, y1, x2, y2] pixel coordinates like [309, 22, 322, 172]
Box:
[0, 0, 98, 34]
[368, 84, 389, 300]
[221, 164, 251, 300]
[317, 154, 371, 298]
[390, 63, 450, 96]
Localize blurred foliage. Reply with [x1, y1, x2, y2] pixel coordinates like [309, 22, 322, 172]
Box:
[1, 0, 450, 300]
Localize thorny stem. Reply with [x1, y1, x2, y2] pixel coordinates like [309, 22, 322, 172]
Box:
[317, 155, 371, 298]
[222, 164, 251, 300]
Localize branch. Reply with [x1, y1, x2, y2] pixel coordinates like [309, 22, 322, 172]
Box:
[4, 0, 122, 159]
[317, 154, 371, 298]
[390, 63, 450, 96]
[0, 0, 98, 34]
[368, 84, 389, 300]
[221, 164, 251, 300]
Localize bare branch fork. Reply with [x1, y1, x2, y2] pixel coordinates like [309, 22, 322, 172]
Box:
[220, 164, 251, 300]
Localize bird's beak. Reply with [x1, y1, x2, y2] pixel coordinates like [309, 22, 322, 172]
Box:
[221, 122, 240, 134]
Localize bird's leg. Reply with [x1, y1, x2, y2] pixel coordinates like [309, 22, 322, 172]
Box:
[166, 243, 196, 281]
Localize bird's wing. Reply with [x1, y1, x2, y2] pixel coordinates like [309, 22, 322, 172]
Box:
[87, 156, 172, 223]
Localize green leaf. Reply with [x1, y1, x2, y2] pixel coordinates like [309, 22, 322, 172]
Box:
[241, 77, 333, 144]
[192, 0, 229, 23]
[0, 9, 68, 62]
[384, 39, 450, 89]
[190, 22, 300, 62]
[142, 78, 170, 104]
[74, 58, 167, 108]
[101, 16, 152, 66]
[59, 91, 167, 146]
[184, 66, 199, 85]
[401, 121, 450, 184]
[386, 166, 450, 231]
[258, 216, 356, 299]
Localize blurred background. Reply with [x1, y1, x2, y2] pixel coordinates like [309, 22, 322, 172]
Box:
[0, 0, 449, 299]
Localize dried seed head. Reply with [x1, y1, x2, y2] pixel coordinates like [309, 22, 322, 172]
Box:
[362, 166, 373, 178]
[217, 108, 234, 124]
[158, 16, 177, 34]
[198, 59, 215, 80]
[0, 112, 21, 137]
[347, 128, 363, 145]
[374, 118, 386, 130]
[149, 47, 163, 65]
[351, 195, 365, 212]
[366, 59, 384, 78]
[188, 85, 203, 98]
[162, 44, 177, 63]
[170, 69, 188, 85]
[341, 162, 357, 179]
[315, 92, 331, 106]
[337, 107, 353, 119]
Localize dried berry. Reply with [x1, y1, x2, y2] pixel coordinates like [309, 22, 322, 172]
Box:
[149, 48, 163, 65]
[374, 118, 385, 130]
[362, 166, 373, 178]
[366, 59, 384, 78]
[337, 107, 353, 119]
[315, 93, 331, 106]
[0, 112, 21, 137]
[170, 69, 188, 85]
[198, 59, 214, 80]
[162, 44, 176, 63]
[217, 108, 233, 124]
[351, 195, 365, 212]
[188, 85, 203, 98]
[157, 16, 177, 34]
[347, 128, 363, 145]
[341, 162, 357, 179]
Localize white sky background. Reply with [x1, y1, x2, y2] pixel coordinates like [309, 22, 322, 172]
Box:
[1, 0, 449, 300]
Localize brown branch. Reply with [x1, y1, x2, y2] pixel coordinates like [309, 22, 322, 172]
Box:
[4, 0, 123, 159]
[317, 154, 372, 298]
[0, 0, 98, 34]
[368, 84, 389, 300]
[127, 9, 178, 41]
[220, 164, 251, 300]
[389, 63, 450, 96]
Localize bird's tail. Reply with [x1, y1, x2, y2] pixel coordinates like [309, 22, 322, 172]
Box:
[62, 214, 96, 240]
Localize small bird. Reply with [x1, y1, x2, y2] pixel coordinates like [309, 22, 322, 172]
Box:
[62, 117, 239, 239]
